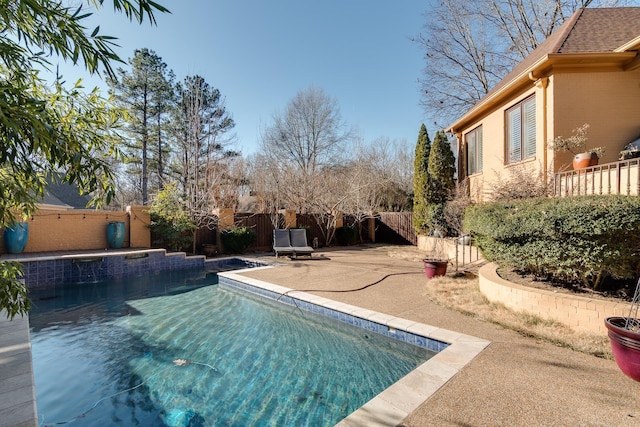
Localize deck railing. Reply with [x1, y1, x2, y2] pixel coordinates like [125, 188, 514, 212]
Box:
[553, 158, 640, 197]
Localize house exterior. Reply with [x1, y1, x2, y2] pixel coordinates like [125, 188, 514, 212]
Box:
[447, 7, 640, 201]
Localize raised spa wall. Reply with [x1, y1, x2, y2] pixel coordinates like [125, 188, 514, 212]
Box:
[16, 249, 262, 289]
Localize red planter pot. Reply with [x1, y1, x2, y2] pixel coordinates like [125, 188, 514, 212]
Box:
[604, 317, 640, 382]
[423, 259, 448, 279]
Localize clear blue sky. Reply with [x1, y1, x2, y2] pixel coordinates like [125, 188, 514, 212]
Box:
[53, 1, 431, 155]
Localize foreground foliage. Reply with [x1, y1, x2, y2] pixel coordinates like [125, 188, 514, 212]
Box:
[0, 0, 167, 318]
[465, 195, 640, 290]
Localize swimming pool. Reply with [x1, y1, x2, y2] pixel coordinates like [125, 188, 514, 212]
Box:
[30, 268, 436, 426]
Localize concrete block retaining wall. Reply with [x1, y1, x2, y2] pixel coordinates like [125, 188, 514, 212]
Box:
[478, 263, 632, 334]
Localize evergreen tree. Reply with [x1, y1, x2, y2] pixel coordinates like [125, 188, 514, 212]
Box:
[108, 48, 175, 205]
[413, 124, 431, 233]
[425, 130, 456, 233]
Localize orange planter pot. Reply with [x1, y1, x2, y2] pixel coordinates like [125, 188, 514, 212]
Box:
[573, 152, 599, 169]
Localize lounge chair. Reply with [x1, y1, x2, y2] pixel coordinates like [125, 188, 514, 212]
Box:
[273, 229, 295, 258]
[289, 228, 314, 258]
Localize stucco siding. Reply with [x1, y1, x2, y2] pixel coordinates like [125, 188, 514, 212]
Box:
[551, 69, 640, 171]
[462, 84, 547, 201]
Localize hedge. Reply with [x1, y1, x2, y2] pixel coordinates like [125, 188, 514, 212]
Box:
[220, 227, 256, 254]
[335, 226, 358, 246]
[464, 195, 640, 290]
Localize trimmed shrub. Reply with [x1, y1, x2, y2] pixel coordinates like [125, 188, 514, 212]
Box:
[335, 226, 358, 246]
[220, 227, 256, 254]
[149, 182, 197, 252]
[464, 195, 640, 290]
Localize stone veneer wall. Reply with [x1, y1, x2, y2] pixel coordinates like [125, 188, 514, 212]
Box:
[479, 263, 632, 334]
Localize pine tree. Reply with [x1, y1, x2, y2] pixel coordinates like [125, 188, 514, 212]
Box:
[108, 48, 175, 205]
[413, 124, 431, 233]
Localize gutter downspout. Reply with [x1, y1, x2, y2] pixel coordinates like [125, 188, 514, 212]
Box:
[529, 72, 549, 179]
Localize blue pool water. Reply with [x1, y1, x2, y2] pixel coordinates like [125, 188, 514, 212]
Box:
[30, 269, 434, 426]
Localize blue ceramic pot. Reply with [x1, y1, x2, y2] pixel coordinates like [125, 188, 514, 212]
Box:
[4, 222, 29, 254]
[107, 221, 125, 249]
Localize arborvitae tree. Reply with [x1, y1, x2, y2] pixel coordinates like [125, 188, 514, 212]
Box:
[413, 124, 431, 233]
[425, 130, 456, 232]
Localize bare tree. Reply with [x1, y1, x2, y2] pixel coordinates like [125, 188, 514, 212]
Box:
[308, 166, 350, 246]
[205, 155, 246, 210]
[246, 153, 288, 228]
[260, 86, 353, 213]
[368, 137, 414, 212]
[170, 75, 236, 252]
[416, 0, 628, 127]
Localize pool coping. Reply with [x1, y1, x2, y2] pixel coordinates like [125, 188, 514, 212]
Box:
[219, 267, 491, 427]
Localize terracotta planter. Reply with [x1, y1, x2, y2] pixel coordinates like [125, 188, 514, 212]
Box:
[423, 259, 448, 279]
[604, 317, 640, 382]
[572, 152, 599, 170]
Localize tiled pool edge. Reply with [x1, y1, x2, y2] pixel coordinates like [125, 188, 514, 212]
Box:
[219, 269, 491, 427]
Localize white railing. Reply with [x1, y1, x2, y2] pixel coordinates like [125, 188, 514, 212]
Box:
[554, 158, 640, 197]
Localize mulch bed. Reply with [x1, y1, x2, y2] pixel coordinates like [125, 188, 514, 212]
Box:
[496, 267, 636, 303]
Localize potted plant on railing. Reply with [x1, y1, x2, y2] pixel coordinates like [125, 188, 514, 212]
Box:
[549, 123, 605, 170]
[422, 229, 449, 279]
[605, 278, 640, 382]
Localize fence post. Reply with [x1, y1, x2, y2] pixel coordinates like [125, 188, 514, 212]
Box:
[212, 208, 235, 253]
[280, 209, 297, 229]
[126, 206, 151, 248]
[368, 216, 376, 243]
[334, 211, 343, 229]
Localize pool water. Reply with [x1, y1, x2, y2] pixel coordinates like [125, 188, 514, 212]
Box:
[30, 269, 434, 426]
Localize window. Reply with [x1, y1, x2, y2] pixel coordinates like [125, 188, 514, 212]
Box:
[506, 96, 536, 163]
[466, 126, 483, 175]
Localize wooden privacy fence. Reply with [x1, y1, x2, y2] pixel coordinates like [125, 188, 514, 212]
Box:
[235, 213, 275, 250]
[375, 212, 416, 245]
[198, 210, 420, 253]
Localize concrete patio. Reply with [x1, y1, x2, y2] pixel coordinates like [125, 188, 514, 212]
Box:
[242, 245, 640, 426]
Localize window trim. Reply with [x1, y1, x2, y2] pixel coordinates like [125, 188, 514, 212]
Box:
[466, 125, 483, 176]
[505, 95, 536, 164]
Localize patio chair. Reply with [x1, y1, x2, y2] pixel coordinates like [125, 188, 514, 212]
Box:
[273, 229, 294, 258]
[289, 228, 314, 258]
